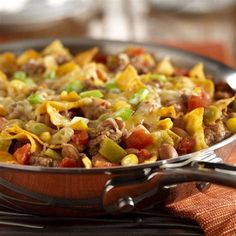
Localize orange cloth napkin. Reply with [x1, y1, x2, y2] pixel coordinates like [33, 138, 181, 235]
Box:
[163, 42, 236, 236]
[166, 185, 236, 236]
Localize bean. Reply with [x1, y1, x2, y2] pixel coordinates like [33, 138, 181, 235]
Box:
[165, 100, 185, 113]
[159, 144, 178, 160]
[228, 112, 236, 119]
[171, 127, 189, 138]
[61, 144, 80, 159]
[125, 148, 139, 154]
[173, 118, 185, 129]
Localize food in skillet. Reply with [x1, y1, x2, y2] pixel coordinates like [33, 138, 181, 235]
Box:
[0, 40, 235, 168]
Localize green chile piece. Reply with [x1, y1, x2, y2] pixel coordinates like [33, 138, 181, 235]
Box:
[99, 137, 126, 163]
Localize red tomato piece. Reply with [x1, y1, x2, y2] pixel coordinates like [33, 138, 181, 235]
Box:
[59, 157, 78, 168]
[125, 47, 145, 57]
[72, 130, 89, 146]
[174, 67, 189, 76]
[187, 95, 205, 111]
[137, 149, 152, 163]
[13, 143, 31, 165]
[125, 125, 153, 149]
[201, 88, 211, 105]
[177, 137, 196, 155]
[187, 88, 210, 111]
[94, 53, 107, 64]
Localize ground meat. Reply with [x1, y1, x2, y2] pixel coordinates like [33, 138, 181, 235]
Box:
[204, 122, 231, 146]
[214, 80, 234, 100]
[7, 100, 34, 120]
[135, 88, 161, 114]
[107, 53, 129, 72]
[80, 99, 111, 120]
[83, 79, 105, 91]
[37, 114, 51, 126]
[173, 118, 186, 129]
[88, 134, 107, 156]
[55, 54, 71, 65]
[88, 118, 126, 155]
[214, 91, 232, 100]
[29, 155, 59, 167]
[22, 59, 45, 76]
[130, 55, 155, 74]
[165, 99, 186, 113]
[0, 81, 8, 97]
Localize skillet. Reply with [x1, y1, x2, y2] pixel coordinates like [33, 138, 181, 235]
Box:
[0, 38, 236, 216]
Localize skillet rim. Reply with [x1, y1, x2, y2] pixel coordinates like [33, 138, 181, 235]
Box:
[0, 37, 235, 174]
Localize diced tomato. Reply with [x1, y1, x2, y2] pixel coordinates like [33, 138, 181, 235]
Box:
[59, 157, 78, 168]
[13, 143, 31, 165]
[125, 125, 153, 149]
[94, 53, 107, 64]
[174, 67, 189, 76]
[187, 95, 206, 111]
[137, 149, 152, 163]
[187, 88, 210, 111]
[201, 88, 211, 105]
[125, 47, 145, 57]
[72, 130, 88, 146]
[177, 137, 196, 155]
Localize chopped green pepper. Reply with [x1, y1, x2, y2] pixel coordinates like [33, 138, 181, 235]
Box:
[150, 74, 167, 82]
[64, 80, 83, 93]
[204, 106, 221, 124]
[45, 71, 56, 80]
[80, 89, 104, 98]
[44, 148, 62, 160]
[99, 137, 126, 163]
[13, 71, 36, 87]
[27, 93, 45, 105]
[13, 71, 26, 80]
[24, 78, 36, 87]
[129, 88, 149, 105]
[105, 80, 117, 89]
[112, 107, 133, 120]
[25, 121, 50, 135]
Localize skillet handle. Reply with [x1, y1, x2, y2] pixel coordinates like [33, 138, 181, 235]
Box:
[160, 161, 236, 188]
[102, 160, 236, 214]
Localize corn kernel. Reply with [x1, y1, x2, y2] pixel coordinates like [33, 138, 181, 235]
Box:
[82, 155, 92, 168]
[226, 118, 236, 133]
[60, 91, 80, 101]
[121, 154, 139, 166]
[40, 131, 51, 142]
[113, 101, 131, 110]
